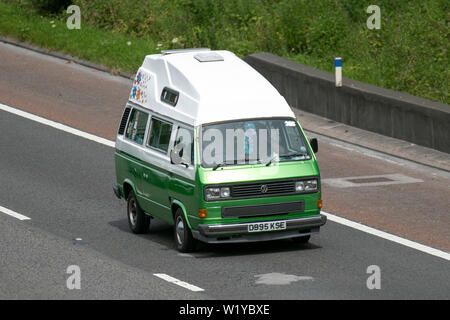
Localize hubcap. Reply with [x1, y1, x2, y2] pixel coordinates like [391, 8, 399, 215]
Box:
[128, 198, 137, 227]
[176, 216, 185, 245]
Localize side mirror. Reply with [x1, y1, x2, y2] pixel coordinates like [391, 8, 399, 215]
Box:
[309, 138, 318, 154]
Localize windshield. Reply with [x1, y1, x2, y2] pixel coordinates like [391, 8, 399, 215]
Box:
[201, 118, 311, 168]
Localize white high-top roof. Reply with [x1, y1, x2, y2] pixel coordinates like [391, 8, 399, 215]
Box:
[128, 49, 295, 126]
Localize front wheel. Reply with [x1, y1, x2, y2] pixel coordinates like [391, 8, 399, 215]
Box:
[174, 208, 197, 252]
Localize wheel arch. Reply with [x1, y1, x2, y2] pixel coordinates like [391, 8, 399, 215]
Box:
[170, 199, 192, 229]
[122, 179, 137, 200]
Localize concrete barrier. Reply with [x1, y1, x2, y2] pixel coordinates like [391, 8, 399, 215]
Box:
[244, 53, 450, 154]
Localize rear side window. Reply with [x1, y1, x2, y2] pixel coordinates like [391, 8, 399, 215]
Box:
[125, 109, 149, 145]
[148, 118, 173, 152]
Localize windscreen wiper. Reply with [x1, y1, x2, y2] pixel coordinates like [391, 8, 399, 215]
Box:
[212, 162, 225, 170]
[213, 158, 267, 170]
[280, 152, 309, 159]
[265, 155, 279, 166]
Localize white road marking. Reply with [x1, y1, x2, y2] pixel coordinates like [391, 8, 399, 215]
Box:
[255, 273, 314, 285]
[322, 173, 423, 188]
[0, 103, 115, 148]
[1, 103, 448, 261]
[0, 205, 31, 221]
[177, 253, 195, 258]
[153, 273, 204, 292]
[323, 211, 450, 261]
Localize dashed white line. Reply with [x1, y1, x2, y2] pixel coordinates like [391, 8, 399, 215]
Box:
[0, 205, 31, 221]
[322, 211, 450, 261]
[1, 102, 448, 261]
[153, 273, 205, 292]
[0, 103, 115, 148]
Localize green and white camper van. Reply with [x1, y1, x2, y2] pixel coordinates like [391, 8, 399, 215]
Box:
[114, 48, 326, 252]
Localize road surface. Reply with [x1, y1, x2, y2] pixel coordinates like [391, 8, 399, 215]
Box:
[0, 42, 448, 299]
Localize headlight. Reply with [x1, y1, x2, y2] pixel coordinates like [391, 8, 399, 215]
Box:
[205, 187, 230, 201]
[220, 187, 230, 198]
[295, 179, 318, 192]
[295, 181, 305, 192]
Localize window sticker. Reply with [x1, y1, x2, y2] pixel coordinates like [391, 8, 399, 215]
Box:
[130, 70, 151, 104]
[244, 122, 256, 155]
[285, 120, 296, 127]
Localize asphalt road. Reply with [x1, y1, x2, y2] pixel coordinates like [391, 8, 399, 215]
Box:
[0, 42, 449, 299]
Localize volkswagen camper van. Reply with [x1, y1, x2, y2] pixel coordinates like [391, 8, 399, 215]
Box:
[114, 48, 326, 252]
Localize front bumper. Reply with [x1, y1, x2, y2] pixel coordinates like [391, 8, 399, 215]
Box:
[192, 214, 327, 244]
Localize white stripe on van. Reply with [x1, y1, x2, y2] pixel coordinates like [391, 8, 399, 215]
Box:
[1, 102, 448, 261]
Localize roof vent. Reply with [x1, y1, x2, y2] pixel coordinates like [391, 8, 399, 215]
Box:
[194, 52, 224, 62]
[161, 48, 210, 55]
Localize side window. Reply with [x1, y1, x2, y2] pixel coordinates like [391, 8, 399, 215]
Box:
[161, 87, 179, 106]
[174, 127, 194, 164]
[125, 109, 149, 145]
[148, 118, 173, 153]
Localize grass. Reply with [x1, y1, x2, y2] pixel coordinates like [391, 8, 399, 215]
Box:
[0, 0, 448, 104]
[0, 2, 158, 73]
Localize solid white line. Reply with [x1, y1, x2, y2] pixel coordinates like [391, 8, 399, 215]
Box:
[153, 273, 205, 292]
[0, 103, 115, 148]
[322, 211, 450, 261]
[1, 103, 449, 261]
[0, 205, 31, 221]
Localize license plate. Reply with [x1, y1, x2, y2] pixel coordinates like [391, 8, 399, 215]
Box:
[247, 220, 287, 233]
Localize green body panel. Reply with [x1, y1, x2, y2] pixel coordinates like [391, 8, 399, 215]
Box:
[198, 160, 318, 185]
[192, 160, 321, 230]
[115, 149, 198, 225]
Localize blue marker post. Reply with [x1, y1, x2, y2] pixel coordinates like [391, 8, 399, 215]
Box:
[335, 57, 342, 87]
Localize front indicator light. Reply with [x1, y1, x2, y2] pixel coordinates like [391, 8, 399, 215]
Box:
[317, 199, 323, 209]
[198, 208, 207, 218]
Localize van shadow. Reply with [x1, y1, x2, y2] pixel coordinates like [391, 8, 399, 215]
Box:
[109, 218, 174, 244]
[109, 218, 322, 258]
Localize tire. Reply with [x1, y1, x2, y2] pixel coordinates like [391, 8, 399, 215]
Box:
[292, 235, 311, 244]
[127, 190, 150, 234]
[174, 208, 197, 252]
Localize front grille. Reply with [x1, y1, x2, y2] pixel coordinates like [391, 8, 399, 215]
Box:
[222, 201, 304, 218]
[231, 180, 295, 199]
